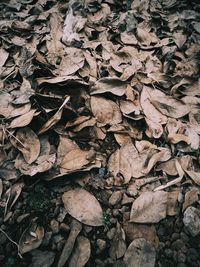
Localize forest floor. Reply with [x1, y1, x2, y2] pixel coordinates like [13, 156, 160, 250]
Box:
[0, 0, 200, 266]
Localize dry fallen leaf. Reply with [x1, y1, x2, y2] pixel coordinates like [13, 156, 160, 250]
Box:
[90, 96, 122, 127]
[109, 222, 126, 259]
[123, 238, 156, 267]
[62, 188, 103, 226]
[38, 97, 70, 134]
[123, 222, 159, 247]
[9, 109, 36, 129]
[130, 191, 168, 223]
[19, 219, 44, 254]
[68, 236, 91, 267]
[10, 127, 40, 164]
[91, 78, 127, 96]
[182, 187, 199, 211]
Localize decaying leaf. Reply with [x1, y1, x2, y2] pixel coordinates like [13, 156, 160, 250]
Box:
[90, 96, 122, 127]
[38, 97, 70, 134]
[10, 127, 40, 164]
[123, 238, 156, 267]
[130, 191, 168, 223]
[108, 140, 170, 183]
[9, 109, 36, 129]
[62, 188, 103, 226]
[19, 219, 44, 254]
[68, 236, 91, 267]
[123, 223, 159, 247]
[91, 78, 127, 96]
[109, 222, 126, 259]
[58, 219, 82, 267]
[183, 187, 199, 211]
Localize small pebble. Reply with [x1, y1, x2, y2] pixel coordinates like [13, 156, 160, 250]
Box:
[171, 233, 180, 241]
[121, 194, 134, 205]
[183, 207, 200, 237]
[42, 231, 52, 246]
[165, 249, 173, 258]
[177, 251, 186, 263]
[177, 263, 187, 267]
[60, 223, 70, 232]
[52, 234, 63, 244]
[0, 233, 7, 245]
[171, 239, 185, 251]
[109, 218, 117, 224]
[96, 239, 106, 252]
[107, 228, 116, 240]
[112, 209, 120, 217]
[50, 219, 59, 234]
[109, 191, 122, 206]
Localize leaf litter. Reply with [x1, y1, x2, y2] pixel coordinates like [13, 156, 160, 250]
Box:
[0, 0, 200, 266]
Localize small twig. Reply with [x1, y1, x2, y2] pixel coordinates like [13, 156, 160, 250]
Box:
[0, 227, 23, 259]
[5, 128, 27, 149]
[154, 177, 183, 192]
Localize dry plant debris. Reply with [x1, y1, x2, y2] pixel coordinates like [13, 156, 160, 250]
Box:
[0, 0, 200, 266]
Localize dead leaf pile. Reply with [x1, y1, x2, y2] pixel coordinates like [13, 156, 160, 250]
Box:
[0, 0, 200, 266]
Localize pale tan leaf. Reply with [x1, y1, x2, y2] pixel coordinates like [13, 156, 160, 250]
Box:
[140, 86, 167, 124]
[60, 148, 95, 174]
[59, 48, 85, 76]
[62, 188, 103, 226]
[68, 236, 91, 267]
[185, 170, 200, 186]
[9, 109, 36, 128]
[124, 238, 156, 267]
[168, 133, 190, 144]
[130, 191, 168, 223]
[183, 188, 199, 211]
[0, 179, 2, 199]
[0, 47, 9, 67]
[167, 189, 180, 216]
[137, 28, 158, 46]
[39, 97, 70, 134]
[108, 140, 163, 183]
[90, 96, 122, 127]
[11, 127, 40, 164]
[19, 220, 44, 254]
[109, 222, 126, 259]
[15, 153, 56, 176]
[91, 78, 127, 96]
[123, 223, 159, 247]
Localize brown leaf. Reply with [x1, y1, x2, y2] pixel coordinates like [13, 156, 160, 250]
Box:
[108, 140, 168, 183]
[4, 181, 24, 216]
[140, 86, 167, 124]
[19, 219, 44, 254]
[109, 223, 126, 259]
[123, 238, 156, 267]
[58, 219, 82, 267]
[168, 133, 190, 144]
[59, 48, 85, 76]
[123, 223, 159, 247]
[91, 78, 127, 96]
[60, 148, 96, 174]
[0, 47, 9, 67]
[11, 127, 40, 164]
[9, 109, 36, 128]
[185, 170, 200, 186]
[90, 96, 122, 127]
[38, 97, 70, 134]
[62, 188, 103, 226]
[68, 236, 91, 267]
[130, 191, 168, 223]
[183, 187, 199, 211]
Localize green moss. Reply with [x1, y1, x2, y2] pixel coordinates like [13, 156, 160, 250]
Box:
[27, 184, 49, 214]
[102, 211, 111, 226]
